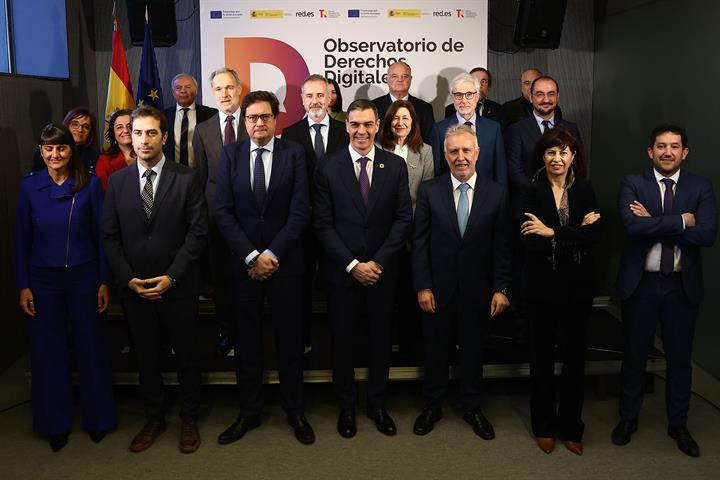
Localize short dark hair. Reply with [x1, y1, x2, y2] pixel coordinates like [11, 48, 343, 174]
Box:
[649, 124, 688, 149]
[131, 105, 168, 135]
[63, 107, 97, 147]
[327, 78, 344, 113]
[469, 67, 492, 87]
[530, 75, 559, 94]
[346, 98, 378, 120]
[240, 90, 280, 119]
[531, 127, 586, 180]
[105, 108, 133, 155]
[38, 123, 89, 191]
[379, 100, 424, 154]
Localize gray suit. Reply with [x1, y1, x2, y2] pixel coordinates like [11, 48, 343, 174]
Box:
[379, 143, 434, 211]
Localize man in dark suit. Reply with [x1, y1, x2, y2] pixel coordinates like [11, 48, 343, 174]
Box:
[282, 74, 350, 352]
[314, 99, 412, 438]
[102, 106, 208, 454]
[430, 72, 507, 185]
[214, 91, 315, 445]
[162, 73, 217, 166]
[503, 68, 563, 127]
[412, 124, 511, 439]
[443, 68, 506, 131]
[612, 124, 717, 458]
[372, 61, 434, 143]
[193, 67, 249, 355]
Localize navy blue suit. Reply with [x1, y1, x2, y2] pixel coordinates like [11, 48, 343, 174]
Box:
[314, 147, 412, 409]
[16, 171, 116, 436]
[429, 115, 508, 186]
[617, 168, 717, 427]
[214, 137, 311, 416]
[412, 173, 511, 410]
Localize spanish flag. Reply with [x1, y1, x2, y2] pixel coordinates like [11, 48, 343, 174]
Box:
[104, 3, 134, 127]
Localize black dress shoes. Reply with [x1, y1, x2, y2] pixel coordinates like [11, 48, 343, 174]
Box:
[337, 409, 357, 438]
[611, 419, 637, 446]
[668, 426, 700, 457]
[49, 433, 69, 452]
[89, 431, 107, 444]
[463, 409, 495, 440]
[288, 414, 316, 445]
[413, 407, 442, 436]
[217, 415, 261, 445]
[367, 407, 397, 436]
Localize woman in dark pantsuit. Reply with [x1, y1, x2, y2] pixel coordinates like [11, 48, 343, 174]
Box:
[520, 128, 601, 455]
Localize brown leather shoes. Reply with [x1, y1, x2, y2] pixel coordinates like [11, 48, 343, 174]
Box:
[563, 440, 583, 455]
[179, 417, 201, 453]
[535, 436, 555, 454]
[129, 420, 167, 453]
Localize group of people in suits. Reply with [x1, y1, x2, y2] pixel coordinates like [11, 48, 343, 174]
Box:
[15, 59, 717, 459]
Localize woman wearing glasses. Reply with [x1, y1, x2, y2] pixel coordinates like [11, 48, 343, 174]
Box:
[31, 107, 100, 174]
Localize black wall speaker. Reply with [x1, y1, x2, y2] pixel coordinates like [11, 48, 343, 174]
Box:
[126, 0, 177, 47]
[513, 0, 568, 49]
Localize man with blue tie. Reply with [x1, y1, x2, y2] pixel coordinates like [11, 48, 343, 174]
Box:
[412, 124, 511, 438]
[213, 91, 314, 445]
[612, 125, 717, 457]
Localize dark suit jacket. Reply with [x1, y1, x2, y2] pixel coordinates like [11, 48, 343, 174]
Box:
[214, 138, 311, 279]
[443, 98, 507, 131]
[502, 96, 563, 127]
[102, 160, 208, 298]
[522, 177, 601, 303]
[163, 103, 218, 163]
[192, 112, 249, 210]
[372, 93, 435, 144]
[313, 147, 412, 285]
[281, 115, 349, 179]
[617, 168, 717, 305]
[412, 173, 511, 310]
[429, 115, 508, 186]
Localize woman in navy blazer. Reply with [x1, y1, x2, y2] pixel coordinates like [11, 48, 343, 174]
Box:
[520, 128, 601, 456]
[16, 124, 116, 451]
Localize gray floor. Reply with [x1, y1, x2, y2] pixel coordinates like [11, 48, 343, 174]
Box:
[1, 355, 719, 480]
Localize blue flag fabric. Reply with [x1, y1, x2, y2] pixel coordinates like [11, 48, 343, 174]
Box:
[136, 20, 163, 109]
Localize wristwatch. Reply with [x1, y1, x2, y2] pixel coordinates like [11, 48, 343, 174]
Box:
[167, 274, 177, 288]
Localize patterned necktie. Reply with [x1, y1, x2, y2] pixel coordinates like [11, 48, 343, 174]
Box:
[457, 183, 470, 236]
[312, 123, 325, 162]
[358, 157, 370, 206]
[224, 115, 235, 145]
[541, 120, 551, 133]
[141, 169, 156, 219]
[179, 107, 189, 165]
[253, 148, 267, 208]
[660, 177, 676, 275]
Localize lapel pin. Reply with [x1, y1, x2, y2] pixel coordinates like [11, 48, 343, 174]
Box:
[379, 163, 385, 169]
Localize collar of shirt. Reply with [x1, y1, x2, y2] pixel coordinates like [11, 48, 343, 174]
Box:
[251, 136, 275, 154]
[390, 93, 409, 102]
[306, 113, 330, 129]
[176, 102, 196, 113]
[348, 144, 375, 163]
[451, 171, 477, 191]
[456, 112, 477, 127]
[653, 168, 681, 185]
[393, 143, 409, 161]
[219, 110, 240, 132]
[137, 155, 166, 178]
[533, 111, 555, 129]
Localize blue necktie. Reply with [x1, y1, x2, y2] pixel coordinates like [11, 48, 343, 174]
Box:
[253, 148, 267, 208]
[457, 183, 470, 236]
[660, 177, 675, 275]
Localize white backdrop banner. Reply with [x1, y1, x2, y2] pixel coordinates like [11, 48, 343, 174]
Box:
[199, 0, 487, 132]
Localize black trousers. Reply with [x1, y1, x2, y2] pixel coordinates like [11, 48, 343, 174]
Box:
[327, 275, 396, 410]
[620, 272, 697, 427]
[233, 275, 304, 417]
[124, 295, 201, 421]
[422, 291, 491, 411]
[528, 299, 590, 441]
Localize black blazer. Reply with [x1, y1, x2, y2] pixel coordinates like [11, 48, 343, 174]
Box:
[522, 177, 601, 303]
[214, 138, 311, 279]
[313, 147, 412, 285]
[162, 103, 218, 163]
[502, 96, 564, 128]
[281, 115, 349, 179]
[443, 98, 507, 131]
[102, 160, 208, 298]
[412, 173, 511, 310]
[372, 93, 435, 144]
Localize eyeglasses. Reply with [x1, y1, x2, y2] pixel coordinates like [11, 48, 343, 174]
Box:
[69, 120, 91, 131]
[245, 114, 274, 124]
[451, 91, 477, 101]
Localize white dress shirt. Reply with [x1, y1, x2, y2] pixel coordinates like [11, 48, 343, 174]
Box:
[218, 110, 241, 140]
[533, 111, 555, 133]
[173, 103, 198, 167]
[307, 114, 330, 151]
[137, 156, 166, 194]
[451, 171, 477, 214]
[456, 112, 477, 133]
[644, 168, 683, 272]
[346, 145, 377, 272]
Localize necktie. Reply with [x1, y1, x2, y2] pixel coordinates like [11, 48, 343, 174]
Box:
[358, 157, 370, 206]
[179, 107, 189, 165]
[312, 123, 325, 162]
[541, 120, 551, 133]
[224, 115, 235, 146]
[660, 177, 676, 275]
[253, 148, 267, 208]
[457, 183, 470, 236]
[141, 169, 156, 219]
[464, 121, 473, 130]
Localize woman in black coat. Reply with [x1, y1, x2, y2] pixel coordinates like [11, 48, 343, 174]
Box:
[520, 127, 601, 455]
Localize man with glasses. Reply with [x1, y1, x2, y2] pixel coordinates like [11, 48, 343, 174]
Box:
[502, 68, 564, 127]
[214, 91, 315, 446]
[429, 72, 507, 184]
[443, 68, 506, 130]
[371, 61, 435, 143]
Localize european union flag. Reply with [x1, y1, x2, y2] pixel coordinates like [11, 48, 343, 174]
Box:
[348, 10, 360, 18]
[137, 14, 163, 110]
[210, 10, 223, 19]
